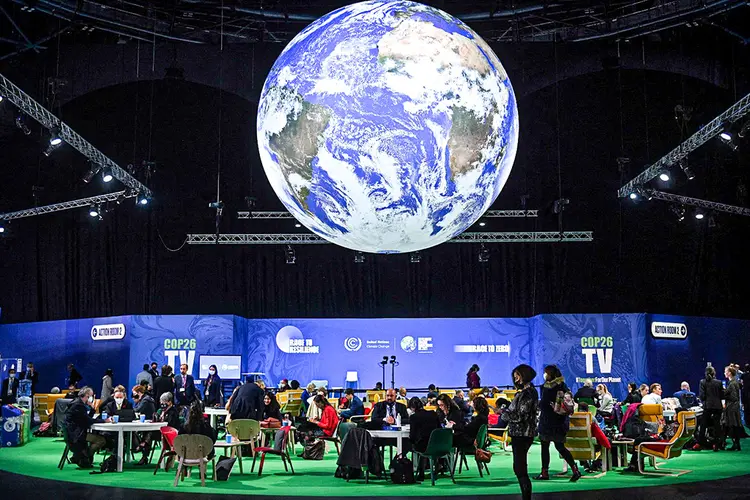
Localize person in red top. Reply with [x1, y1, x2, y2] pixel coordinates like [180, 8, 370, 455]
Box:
[309, 395, 339, 437]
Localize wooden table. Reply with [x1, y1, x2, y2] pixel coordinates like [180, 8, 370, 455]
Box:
[90, 421, 166, 472]
[204, 408, 229, 429]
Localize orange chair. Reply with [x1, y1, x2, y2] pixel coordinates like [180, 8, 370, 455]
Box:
[638, 404, 663, 424]
[635, 411, 697, 476]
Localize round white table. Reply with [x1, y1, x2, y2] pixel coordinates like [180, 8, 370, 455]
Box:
[91, 421, 166, 472]
[204, 408, 229, 428]
[367, 426, 410, 455]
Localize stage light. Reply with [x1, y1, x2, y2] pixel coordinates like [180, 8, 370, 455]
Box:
[88, 204, 100, 218]
[629, 192, 638, 200]
[478, 244, 490, 263]
[136, 193, 151, 206]
[0, 221, 5, 233]
[658, 171, 670, 182]
[679, 160, 695, 180]
[82, 162, 102, 183]
[694, 210, 705, 220]
[410, 251, 421, 263]
[719, 125, 738, 150]
[670, 205, 686, 222]
[719, 131, 732, 142]
[15, 116, 31, 135]
[478, 221, 486, 227]
[390, 355, 396, 363]
[354, 251, 365, 263]
[101, 167, 113, 183]
[43, 142, 61, 156]
[294, 223, 301, 228]
[49, 127, 63, 146]
[285, 245, 296, 264]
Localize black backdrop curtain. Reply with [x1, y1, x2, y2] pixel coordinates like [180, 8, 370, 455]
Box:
[0, 70, 748, 323]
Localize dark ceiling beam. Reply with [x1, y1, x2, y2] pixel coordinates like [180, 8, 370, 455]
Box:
[0, 4, 39, 52]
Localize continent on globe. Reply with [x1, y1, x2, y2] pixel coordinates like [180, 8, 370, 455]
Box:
[257, 0, 519, 253]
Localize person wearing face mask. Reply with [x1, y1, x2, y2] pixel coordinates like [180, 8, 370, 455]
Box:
[203, 365, 223, 408]
[174, 363, 197, 407]
[64, 386, 107, 468]
[501, 364, 539, 500]
[101, 388, 133, 416]
[148, 362, 160, 382]
[131, 385, 157, 465]
[21, 363, 39, 395]
[1, 368, 20, 405]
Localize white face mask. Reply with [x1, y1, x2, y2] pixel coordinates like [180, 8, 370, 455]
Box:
[114, 397, 124, 405]
[88, 396, 94, 404]
[543, 373, 548, 381]
[9, 373, 15, 378]
[209, 370, 216, 375]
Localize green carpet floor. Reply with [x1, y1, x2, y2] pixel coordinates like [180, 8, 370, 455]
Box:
[1, 437, 748, 496]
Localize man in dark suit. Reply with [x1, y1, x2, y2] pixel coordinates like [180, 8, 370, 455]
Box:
[174, 363, 197, 406]
[101, 388, 133, 416]
[370, 388, 410, 427]
[2, 368, 20, 405]
[21, 362, 39, 395]
[229, 380, 265, 421]
[148, 362, 160, 382]
[64, 386, 107, 468]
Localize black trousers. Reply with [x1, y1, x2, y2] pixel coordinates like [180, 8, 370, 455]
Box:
[702, 409, 723, 446]
[511, 436, 534, 500]
[539, 439, 576, 469]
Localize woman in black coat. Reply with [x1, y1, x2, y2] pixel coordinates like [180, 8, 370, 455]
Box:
[457, 396, 490, 449]
[623, 382, 642, 404]
[407, 397, 442, 481]
[722, 365, 742, 451]
[202, 365, 223, 407]
[180, 402, 217, 459]
[535, 365, 580, 481]
[436, 393, 466, 447]
[501, 364, 539, 500]
[262, 392, 283, 422]
[699, 365, 724, 450]
[153, 365, 175, 402]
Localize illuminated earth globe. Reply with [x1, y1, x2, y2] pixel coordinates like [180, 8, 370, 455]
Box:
[257, 0, 519, 253]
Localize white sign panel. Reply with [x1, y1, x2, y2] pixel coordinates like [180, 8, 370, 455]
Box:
[651, 322, 687, 340]
[91, 323, 126, 341]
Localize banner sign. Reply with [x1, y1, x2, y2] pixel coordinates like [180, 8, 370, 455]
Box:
[91, 323, 126, 341]
[650, 322, 687, 340]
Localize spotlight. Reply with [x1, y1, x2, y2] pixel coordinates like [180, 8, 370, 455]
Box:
[285, 245, 296, 265]
[49, 127, 63, 146]
[0, 221, 5, 233]
[43, 142, 61, 156]
[15, 116, 31, 135]
[294, 223, 301, 228]
[629, 192, 638, 200]
[478, 221, 486, 227]
[694, 210, 705, 220]
[82, 162, 102, 183]
[88, 204, 100, 218]
[553, 198, 570, 214]
[0, 95, 3, 103]
[679, 160, 695, 180]
[410, 251, 421, 263]
[658, 171, 670, 182]
[101, 167, 113, 183]
[136, 193, 150, 206]
[354, 251, 365, 263]
[719, 125, 738, 150]
[478, 244, 490, 263]
[670, 205, 686, 222]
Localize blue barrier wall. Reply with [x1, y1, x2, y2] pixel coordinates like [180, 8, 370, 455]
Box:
[1, 313, 747, 399]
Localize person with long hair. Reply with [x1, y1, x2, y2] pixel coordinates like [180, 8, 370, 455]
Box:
[458, 396, 489, 449]
[101, 369, 114, 402]
[535, 365, 581, 481]
[263, 392, 283, 422]
[700, 365, 724, 450]
[437, 393, 466, 444]
[623, 382, 641, 404]
[408, 396, 442, 481]
[723, 365, 742, 451]
[299, 395, 338, 443]
[466, 364, 481, 389]
[501, 364, 538, 500]
[596, 384, 614, 414]
[179, 402, 217, 459]
[203, 364, 223, 407]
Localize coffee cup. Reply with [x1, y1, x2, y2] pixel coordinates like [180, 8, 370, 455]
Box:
[113, 415, 120, 423]
[140, 414, 146, 423]
[226, 434, 233, 443]
[101, 412, 108, 420]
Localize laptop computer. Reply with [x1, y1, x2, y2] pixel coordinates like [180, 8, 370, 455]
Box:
[116, 408, 136, 422]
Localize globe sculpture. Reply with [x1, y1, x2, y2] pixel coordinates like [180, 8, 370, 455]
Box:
[257, 0, 519, 253]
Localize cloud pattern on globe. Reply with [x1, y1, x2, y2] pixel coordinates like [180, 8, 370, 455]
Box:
[257, 0, 519, 253]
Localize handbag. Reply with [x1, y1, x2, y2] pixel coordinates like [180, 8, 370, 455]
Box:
[553, 390, 575, 415]
[474, 439, 492, 463]
[261, 418, 281, 429]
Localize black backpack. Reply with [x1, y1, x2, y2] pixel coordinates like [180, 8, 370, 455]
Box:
[389, 454, 415, 484]
[89, 455, 117, 474]
[334, 464, 362, 480]
[214, 456, 237, 481]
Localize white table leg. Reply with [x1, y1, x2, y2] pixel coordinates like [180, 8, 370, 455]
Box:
[211, 414, 217, 428]
[117, 429, 124, 472]
[396, 434, 403, 455]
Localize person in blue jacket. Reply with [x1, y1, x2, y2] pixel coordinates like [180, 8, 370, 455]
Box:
[339, 388, 364, 420]
[174, 363, 197, 406]
[203, 364, 223, 407]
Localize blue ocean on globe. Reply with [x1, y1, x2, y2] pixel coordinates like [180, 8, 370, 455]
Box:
[257, 0, 519, 253]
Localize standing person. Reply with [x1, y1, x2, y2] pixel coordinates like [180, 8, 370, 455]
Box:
[136, 364, 153, 389]
[67, 363, 83, 388]
[700, 366, 724, 451]
[21, 362, 39, 395]
[501, 364, 539, 500]
[723, 366, 742, 451]
[101, 369, 114, 402]
[203, 365, 223, 407]
[535, 365, 581, 482]
[153, 365, 175, 404]
[229, 378, 265, 421]
[1, 368, 19, 405]
[741, 364, 750, 428]
[148, 362, 160, 382]
[173, 364, 196, 407]
[466, 364, 481, 390]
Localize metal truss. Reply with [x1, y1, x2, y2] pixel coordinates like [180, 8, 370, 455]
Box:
[236, 209, 538, 219]
[0, 190, 135, 221]
[646, 190, 750, 216]
[618, 92, 750, 197]
[0, 72, 152, 197]
[186, 231, 593, 245]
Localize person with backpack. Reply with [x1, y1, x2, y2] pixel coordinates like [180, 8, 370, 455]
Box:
[534, 365, 581, 482]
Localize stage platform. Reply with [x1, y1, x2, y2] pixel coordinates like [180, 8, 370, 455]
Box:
[1, 437, 749, 499]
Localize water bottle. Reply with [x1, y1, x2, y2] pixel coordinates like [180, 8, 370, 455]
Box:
[226, 432, 233, 443]
[283, 414, 291, 427]
[396, 413, 401, 427]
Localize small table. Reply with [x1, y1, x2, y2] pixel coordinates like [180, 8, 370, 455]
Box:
[204, 408, 229, 429]
[611, 439, 634, 468]
[91, 421, 166, 472]
[367, 426, 410, 455]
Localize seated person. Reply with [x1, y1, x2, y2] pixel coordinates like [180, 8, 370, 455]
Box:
[339, 388, 364, 421]
[132, 385, 157, 465]
[577, 403, 612, 471]
[370, 388, 409, 427]
[436, 393, 466, 447]
[306, 387, 327, 420]
[300, 383, 316, 414]
[408, 397, 441, 481]
[298, 395, 338, 443]
[262, 392, 283, 425]
[156, 391, 182, 430]
[373, 382, 384, 391]
[425, 384, 439, 405]
[398, 386, 408, 401]
[457, 396, 490, 450]
[453, 390, 473, 422]
[101, 388, 133, 416]
[673, 381, 697, 408]
[179, 402, 217, 460]
[99, 384, 127, 411]
[574, 379, 598, 404]
[595, 384, 614, 415]
[623, 382, 642, 404]
[64, 386, 107, 468]
[641, 383, 663, 405]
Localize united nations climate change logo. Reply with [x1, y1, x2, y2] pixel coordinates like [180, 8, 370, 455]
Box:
[344, 337, 362, 352]
[401, 336, 416, 353]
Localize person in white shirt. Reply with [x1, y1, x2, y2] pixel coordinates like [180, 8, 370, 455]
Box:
[641, 383, 663, 405]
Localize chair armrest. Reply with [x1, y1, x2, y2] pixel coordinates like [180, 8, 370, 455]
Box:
[636, 441, 671, 453]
